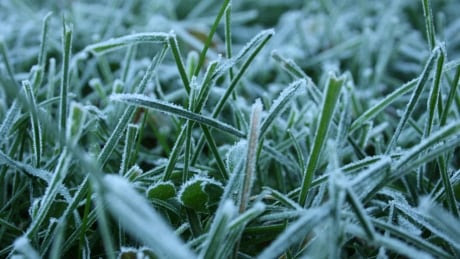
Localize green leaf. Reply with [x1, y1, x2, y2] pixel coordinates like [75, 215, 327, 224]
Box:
[146, 181, 176, 201]
[178, 176, 223, 212]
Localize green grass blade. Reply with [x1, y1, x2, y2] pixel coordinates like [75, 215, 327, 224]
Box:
[0, 100, 20, 145]
[0, 40, 16, 84]
[112, 93, 245, 138]
[201, 200, 236, 259]
[84, 32, 169, 55]
[423, 46, 445, 137]
[38, 12, 52, 70]
[119, 124, 139, 176]
[194, 0, 231, 76]
[440, 65, 460, 125]
[298, 74, 344, 207]
[385, 47, 440, 153]
[168, 33, 191, 94]
[22, 80, 42, 167]
[103, 175, 196, 258]
[259, 79, 306, 138]
[225, 4, 234, 80]
[421, 0, 436, 50]
[212, 29, 274, 117]
[97, 45, 167, 166]
[345, 187, 376, 240]
[59, 23, 72, 135]
[46, 58, 56, 101]
[257, 205, 331, 259]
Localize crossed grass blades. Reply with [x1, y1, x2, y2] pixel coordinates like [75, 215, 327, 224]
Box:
[1, 0, 460, 258]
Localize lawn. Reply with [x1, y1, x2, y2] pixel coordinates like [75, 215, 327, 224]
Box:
[0, 0, 459, 258]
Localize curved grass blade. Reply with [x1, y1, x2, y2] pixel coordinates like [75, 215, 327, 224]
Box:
[111, 93, 245, 138]
[259, 79, 306, 138]
[345, 187, 376, 240]
[84, 32, 169, 55]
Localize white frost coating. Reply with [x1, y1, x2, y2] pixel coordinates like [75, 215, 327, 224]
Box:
[103, 175, 196, 259]
[396, 200, 459, 250]
[233, 29, 275, 63]
[418, 197, 460, 250]
[13, 236, 40, 259]
[84, 32, 169, 54]
[177, 175, 223, 205]
[252, 201, 266, 212]
[111, 93, 245, 138]
[258, 206, 331, 259]
[260, 79, 306, 136]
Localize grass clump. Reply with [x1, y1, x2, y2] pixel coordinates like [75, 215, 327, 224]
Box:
[1, 0, 460, 258]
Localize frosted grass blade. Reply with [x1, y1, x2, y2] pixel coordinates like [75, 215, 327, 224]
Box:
[299, 74, 344, 206]
[22, 80, 42, 167]
[194, 0, 231, 75]
[258, 205, 331, 259]
[84, 32, 169, 55]
[239, 100, 262, 213]
[386, 47, 440, 153]
[59, 23, 72, 134]
[259, 79, 306, 138]
[111, 93, 245, 138]
[103, 175, 196, 259]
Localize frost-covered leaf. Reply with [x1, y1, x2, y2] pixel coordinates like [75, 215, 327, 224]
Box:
[146, 181, 176, 201]
[178, 176, 223, 212]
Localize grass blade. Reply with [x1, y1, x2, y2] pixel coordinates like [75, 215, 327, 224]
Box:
[386, 47, 440, 153]
[258, 205, 331, 259]
[298, 74, 344, 207]
[111, 93, 245, 138]
[345, 187, 376, 240]
[421, 0, 436, 50]
[201, 200, 236, 259]
[259, 79, 306, 138]
[103, 175, 196, 259]
[423, 46, 445, 137]
[440, 65, 460, 125]
[168, 33, 191, 94]
[84, 32, 169, 55]
[22, 80, 42, 167]
[194, 0, 231, 75]
[97, 44, 168, 166]
[239, 99, 262, 213]
[59, 22, 72, 135]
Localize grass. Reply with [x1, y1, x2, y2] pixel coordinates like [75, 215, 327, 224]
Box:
[0, 0, 460, 258]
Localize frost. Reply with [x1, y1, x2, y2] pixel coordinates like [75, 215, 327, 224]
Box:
[103, 174, 196, 259]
